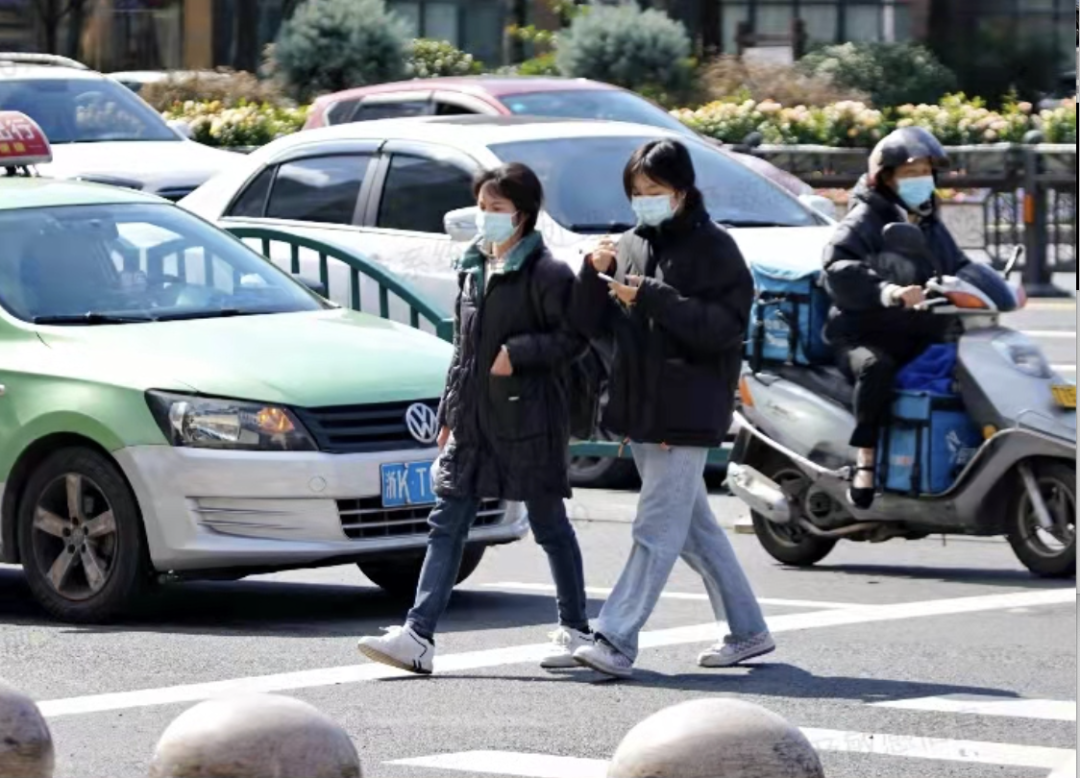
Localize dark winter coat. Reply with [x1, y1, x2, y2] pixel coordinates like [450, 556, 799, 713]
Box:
[572, 201, 753, 449]
[434, 235, 583, 502]
[823, 176, 970, 322]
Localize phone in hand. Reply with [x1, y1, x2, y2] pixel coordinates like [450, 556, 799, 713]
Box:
[597, 272, 616, 284]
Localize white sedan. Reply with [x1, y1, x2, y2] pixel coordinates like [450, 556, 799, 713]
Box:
[182, 115, 836, 316]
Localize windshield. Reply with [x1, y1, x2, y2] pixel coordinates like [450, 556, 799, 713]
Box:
[0, 78, 177, 143]
[489, 136, 821, 231]
[501, 89, 694, 136]
[0, 203, 325, 324]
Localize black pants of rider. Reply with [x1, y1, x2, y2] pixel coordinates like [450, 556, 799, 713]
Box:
[826, 309, 956, 449]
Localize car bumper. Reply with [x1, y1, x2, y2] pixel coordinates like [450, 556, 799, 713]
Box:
[114, 446, 528, 572]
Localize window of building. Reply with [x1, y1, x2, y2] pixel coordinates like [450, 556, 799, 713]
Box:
[265, 155, 371, 225]
[377, 154, 475, 234]
[719, 0, 914, 50]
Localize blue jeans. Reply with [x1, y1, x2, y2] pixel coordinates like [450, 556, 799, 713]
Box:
[595, 443, 768, 662]
[407, 496, 589, 640]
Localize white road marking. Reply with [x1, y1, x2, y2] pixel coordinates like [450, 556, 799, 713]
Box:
[873, 695, 1076, 721]
[1025, 330, 1077, 339]
[483, 581, 858, 610]
[390, 730, 1076, 775]
[36, 588, 1073, 720]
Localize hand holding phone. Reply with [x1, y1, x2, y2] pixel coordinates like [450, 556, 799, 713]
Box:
[597, 271, 616, 284]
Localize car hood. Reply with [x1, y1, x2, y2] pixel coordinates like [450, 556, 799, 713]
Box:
[35, 308, 451, 407]
[38, 141, 242, 197]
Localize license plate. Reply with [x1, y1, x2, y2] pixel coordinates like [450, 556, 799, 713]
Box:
[380, 461, 436, 508]
[1051, 384, 1076, 409]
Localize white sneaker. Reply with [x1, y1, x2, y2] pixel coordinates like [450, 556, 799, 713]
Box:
[698, 632, 775, 668]
[573, 637, 634, 679]
[540, 627, 593, 669]
[357, 625, 434, 675]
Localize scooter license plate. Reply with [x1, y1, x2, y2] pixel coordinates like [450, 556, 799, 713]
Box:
[1051, 384, 1076, 409]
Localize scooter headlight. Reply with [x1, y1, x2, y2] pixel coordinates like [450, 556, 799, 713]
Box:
[992, 332, 1052, 378]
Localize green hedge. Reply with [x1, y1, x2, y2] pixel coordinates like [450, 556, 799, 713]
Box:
[165, 94, 1076, 150]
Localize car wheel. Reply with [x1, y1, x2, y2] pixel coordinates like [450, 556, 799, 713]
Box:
[568, 455, 637, 490]
[359, 546, 486, 598]
[17, 448, 149, 623]
[1007, 460, 1076, 579]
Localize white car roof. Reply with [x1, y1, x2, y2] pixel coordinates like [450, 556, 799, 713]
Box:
[270, 115, 691, 157]
[0, 63, 105, 82]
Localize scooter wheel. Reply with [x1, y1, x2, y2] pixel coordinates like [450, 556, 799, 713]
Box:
[751, 512, 837, 567]
[1006, 460, 1076, 579]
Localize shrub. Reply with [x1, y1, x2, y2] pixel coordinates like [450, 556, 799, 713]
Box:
[894, 93, 1030, 145]
[799, 42, 957, 108]
[556, 5, 695, 99]
[406, 38, 482, 79]
[140, 70, 289, 113]
[699, 55, 867, 107]
[516, 52, 560, 77]
[271, 0, 408, 101]
[162, 100, 309, 148]
[674, 99, 887, 147]
[1034, 98, 1078, 144]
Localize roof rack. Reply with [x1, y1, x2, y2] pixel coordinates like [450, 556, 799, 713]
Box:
[0, 52, 90, 71]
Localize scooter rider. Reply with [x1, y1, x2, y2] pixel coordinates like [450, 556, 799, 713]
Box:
[822, 126, 970, 509]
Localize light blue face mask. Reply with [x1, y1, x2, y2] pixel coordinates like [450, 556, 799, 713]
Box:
[476, 210, 518, 244]
[631, 195, 675, 227]
[896, 175, 936, 210]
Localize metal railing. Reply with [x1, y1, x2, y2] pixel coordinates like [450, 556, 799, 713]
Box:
[225, 225, 454, 342]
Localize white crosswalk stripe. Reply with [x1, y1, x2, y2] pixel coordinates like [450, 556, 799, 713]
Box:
[874, 695, 1076, 721]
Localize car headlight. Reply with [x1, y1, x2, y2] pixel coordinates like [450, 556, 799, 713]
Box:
[146, 391, 316, 451]
[992, 333, 1051, 378]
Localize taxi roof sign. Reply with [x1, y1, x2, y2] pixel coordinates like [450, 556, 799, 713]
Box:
[0, 111, 52, 167]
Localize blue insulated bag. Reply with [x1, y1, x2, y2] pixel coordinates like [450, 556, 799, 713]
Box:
[746, 262, 832, 369]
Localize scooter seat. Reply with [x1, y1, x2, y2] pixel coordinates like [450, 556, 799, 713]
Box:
[773, 364, 855, 410]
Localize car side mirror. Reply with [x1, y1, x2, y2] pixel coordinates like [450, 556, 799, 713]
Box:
[293, 274, 327, 297]
[167, 119, 194, 140]
[444, 206, 479, 242]
[798, 193, 838, 221]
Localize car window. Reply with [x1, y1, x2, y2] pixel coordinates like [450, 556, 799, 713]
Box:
[0, 203, 323, 323]
[435, 101, 478, 116]
[355, 100, 431, 121]
[325, 99, 361, 125]
[376, 154, 475, 234]
[489, 136, 820, 231]
[0, 78, 178, 143]
[500, 89, 694, 137]
[227, 167, 275, 218]
[265, 155, 370, 224]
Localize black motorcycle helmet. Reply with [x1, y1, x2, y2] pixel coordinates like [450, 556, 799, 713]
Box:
[868, 127, 950, 187]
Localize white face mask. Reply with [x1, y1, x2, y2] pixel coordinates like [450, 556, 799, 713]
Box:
[476, 210, 518, 244]
[631, 194, 675, 227]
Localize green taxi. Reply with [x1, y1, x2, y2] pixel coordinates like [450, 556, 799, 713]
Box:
[0, 113, 526, 622]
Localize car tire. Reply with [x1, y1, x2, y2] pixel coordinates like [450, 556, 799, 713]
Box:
[1006, 460, 1076, 579]
[359, 546, 486, 598]
[17, 447, 149, 623]
[568, 455, 637, 490]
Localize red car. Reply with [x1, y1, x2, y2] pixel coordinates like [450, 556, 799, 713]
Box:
[303, 76, 812, 197]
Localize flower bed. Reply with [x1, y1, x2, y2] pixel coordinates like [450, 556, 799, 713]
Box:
[162, 100, 309, 149]
[673, 95, 1076, 148]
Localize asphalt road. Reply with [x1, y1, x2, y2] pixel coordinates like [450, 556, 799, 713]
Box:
[0, 297, 1075, 778]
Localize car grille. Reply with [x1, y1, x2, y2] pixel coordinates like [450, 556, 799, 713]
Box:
[295, 399, 440, 454]
[337, 497, 506, 539]
[156, 186, 196, 201]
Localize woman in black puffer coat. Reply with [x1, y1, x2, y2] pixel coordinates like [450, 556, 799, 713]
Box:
[357, 163, 592, 675]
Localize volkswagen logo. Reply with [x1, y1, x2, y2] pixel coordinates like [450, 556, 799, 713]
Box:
[405, 403, 440, 445]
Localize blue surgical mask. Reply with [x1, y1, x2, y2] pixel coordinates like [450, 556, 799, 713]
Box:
[631, 195, 675, 227]
[476, 210, 517, 244]
[896, 176, 936, 210]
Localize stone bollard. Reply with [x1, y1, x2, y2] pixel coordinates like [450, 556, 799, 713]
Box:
[0, 678, 54, 778]
[149, 694, 361, 778]
[1049, 758, 1076, 778]
[608, 698, 824, 778]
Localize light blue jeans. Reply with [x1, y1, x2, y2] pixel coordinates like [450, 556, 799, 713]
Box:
[595, 443, 769, 662]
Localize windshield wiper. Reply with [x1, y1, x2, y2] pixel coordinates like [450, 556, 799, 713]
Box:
[567, 223, 636, 234]
[32, 312, 156, 325]
[718, 219, 798, 228]
[154, 308, 264, 322]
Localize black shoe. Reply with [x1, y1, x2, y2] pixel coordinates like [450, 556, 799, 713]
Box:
[847, 466, 876, 509]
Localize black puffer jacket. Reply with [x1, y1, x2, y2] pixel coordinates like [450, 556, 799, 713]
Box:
[823, 176, 970, 318]
[434, 239, 583, 502]
[573, 202, 752, 449]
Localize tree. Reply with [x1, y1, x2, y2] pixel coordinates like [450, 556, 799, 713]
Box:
[31, 0, 92, 57]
